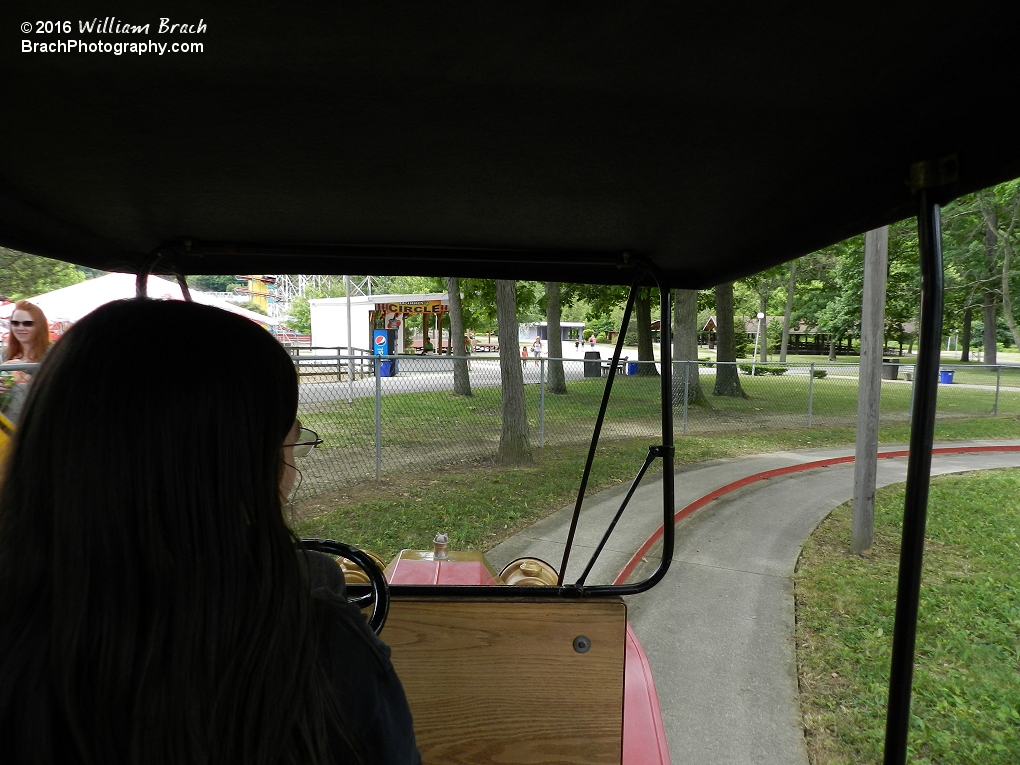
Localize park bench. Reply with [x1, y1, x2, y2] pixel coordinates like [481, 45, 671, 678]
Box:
[602, 356, 628, 376]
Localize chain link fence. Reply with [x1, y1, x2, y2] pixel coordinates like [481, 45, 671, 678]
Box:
[4, 355, 1017, 501]
[292, 355, 1020, 499]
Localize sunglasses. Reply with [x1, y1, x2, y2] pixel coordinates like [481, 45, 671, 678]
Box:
[10, 320, 35, 327]
[284, 426, 323, 457]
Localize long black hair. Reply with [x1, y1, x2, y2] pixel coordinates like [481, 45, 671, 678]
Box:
[0, 299, 356, 765]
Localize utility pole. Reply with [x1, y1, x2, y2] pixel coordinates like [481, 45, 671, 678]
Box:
[852, 226, 888, 554]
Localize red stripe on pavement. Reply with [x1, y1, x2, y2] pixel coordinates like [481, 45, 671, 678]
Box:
[613, 445, 1020, 585]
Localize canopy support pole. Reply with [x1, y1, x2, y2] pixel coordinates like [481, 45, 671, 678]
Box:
[883, 188, 944, 764]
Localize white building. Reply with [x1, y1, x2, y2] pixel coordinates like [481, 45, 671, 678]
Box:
[518, 321, 586, 343]
[310, 293, 449, 352]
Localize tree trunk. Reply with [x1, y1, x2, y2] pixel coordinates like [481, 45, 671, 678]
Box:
[635, 288, 659, 376]
[960, 306, 972, 362]
[713, 282, 746, 397]
[546, 281, 567, 394]
[852, 226, 888, 555]
[779, 261, 796, 362]
[1001, 238, 1020, 351]
[983, 290, 998, 364]
[828, 338, 836, 361]
[673, 288, 706, 406]
[983, 203, 999, 365]
[496, 280, 533, 464]
[757, 293, 768, 362]
[446, 276, 472, 397]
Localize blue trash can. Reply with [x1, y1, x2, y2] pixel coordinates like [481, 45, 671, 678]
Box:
[380, 360, 396, 377]
[627, 362, 639, 375]
[939, 369, 954, 384]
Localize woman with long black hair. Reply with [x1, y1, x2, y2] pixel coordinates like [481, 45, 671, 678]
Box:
[0, 299, 420, 765]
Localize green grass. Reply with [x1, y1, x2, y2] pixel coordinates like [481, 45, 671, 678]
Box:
[292, 416, 1020, 561]
[795, 470, 1020, 764]
[300, 374, 1020, 458]
[937, 363, 1020, 388]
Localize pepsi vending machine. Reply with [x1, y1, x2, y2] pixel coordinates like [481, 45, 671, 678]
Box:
[372, 328, 397, 377]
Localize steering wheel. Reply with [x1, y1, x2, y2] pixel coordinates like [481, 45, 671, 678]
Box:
[301, 538, 390, 634]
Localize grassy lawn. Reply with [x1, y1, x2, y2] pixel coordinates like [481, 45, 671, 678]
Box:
[300, 374, 1020, 458]
[291, 416, 1020, 561]
[795, 470, 1020, 764]
[938, 363, 1020, 388]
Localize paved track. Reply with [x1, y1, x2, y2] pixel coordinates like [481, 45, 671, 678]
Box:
[487, 441, 1020, 765]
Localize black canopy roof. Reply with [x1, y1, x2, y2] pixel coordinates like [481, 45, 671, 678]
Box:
[2, 2, 1018, 287]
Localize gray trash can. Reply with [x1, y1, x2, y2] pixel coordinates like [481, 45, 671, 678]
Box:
[881, 358, 900, 380]
[584, 351, 601, 378]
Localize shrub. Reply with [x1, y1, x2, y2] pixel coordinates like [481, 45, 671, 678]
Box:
[738, 364, 787, 376]
[596, 332, 608, 343]
[812, 369, 827, 379]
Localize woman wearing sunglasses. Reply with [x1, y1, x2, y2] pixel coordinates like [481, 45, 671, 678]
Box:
[1, 300, 51, 422]
[0, 299, 420, 765]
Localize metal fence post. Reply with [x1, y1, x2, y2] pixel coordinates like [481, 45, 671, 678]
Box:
[374, 356, 382, 481]
[994, 365, 1001, 416]
[348, 352, 355, 404]
[807, 362, 815, 428]
[682, 360, 690, 436]
[539, 357, 546, 447]
[337, 347, 343, 383]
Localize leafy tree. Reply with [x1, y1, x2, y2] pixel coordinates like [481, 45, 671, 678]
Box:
[285, 284, 347, 334]
[0, 248, 85, 299]
[739, 265, 788, 362]
[567, 283, 658, 369]
[977, 181, 1020, 352]
[779, 261, 796, 361]
[185, 274, 240, 293]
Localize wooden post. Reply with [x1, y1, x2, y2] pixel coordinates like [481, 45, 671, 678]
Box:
[852, 226, 888, 554]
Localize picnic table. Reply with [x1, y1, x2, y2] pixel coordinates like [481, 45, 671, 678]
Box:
[601, 356, 628, 376]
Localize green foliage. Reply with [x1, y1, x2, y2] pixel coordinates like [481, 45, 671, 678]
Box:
[185, 274, 240, 292]
[765, 317, 784, 351]
[797, 470, 1020, 764]
[0, 248, 87, 299]
[732, 332, 750, 359]
[738, 364, 787, 376]
[586, 315, 617, 337]
[812, 369, 827, 379]
[969, 320, 1014, 348]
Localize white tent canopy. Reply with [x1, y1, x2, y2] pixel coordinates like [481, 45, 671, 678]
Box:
[1, 273, 278, 326]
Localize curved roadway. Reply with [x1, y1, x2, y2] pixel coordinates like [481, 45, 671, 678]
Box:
[486, 440, 1020, 765]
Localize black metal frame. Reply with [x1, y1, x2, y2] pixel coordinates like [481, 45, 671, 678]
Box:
[882, 189, 944, 764]
[386, 262, 676, 600]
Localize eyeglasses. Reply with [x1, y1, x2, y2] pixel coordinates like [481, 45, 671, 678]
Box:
[284, 426, 323, 457]
[10, 320, 35, 327]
